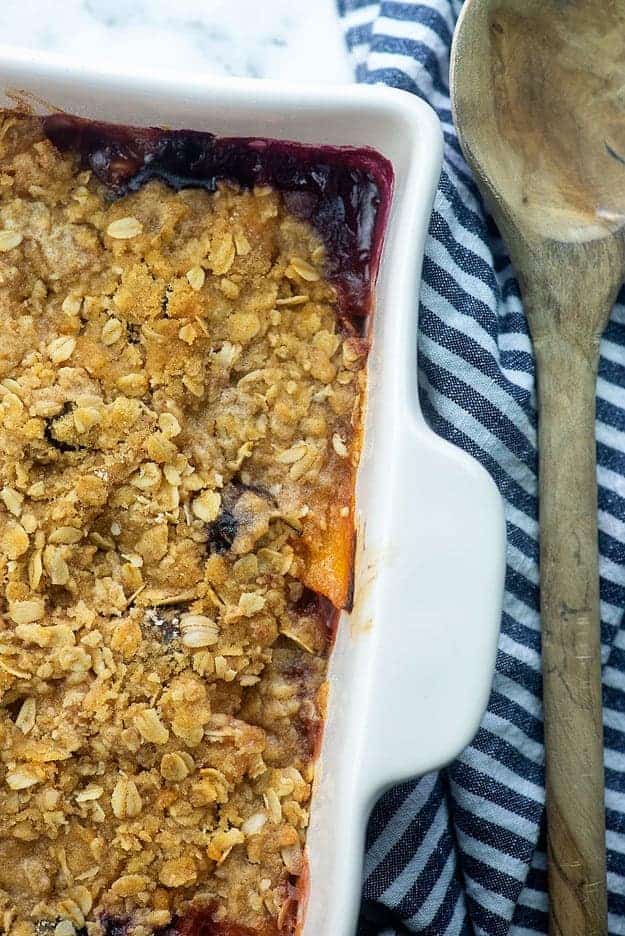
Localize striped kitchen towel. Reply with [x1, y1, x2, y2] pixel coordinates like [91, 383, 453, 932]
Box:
[336, 1, 625, 934]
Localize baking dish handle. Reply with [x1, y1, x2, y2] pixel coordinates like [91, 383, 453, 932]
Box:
[361, 422, 506, 798]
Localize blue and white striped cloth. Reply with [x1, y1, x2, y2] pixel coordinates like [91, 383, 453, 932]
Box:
[336, 2, 625, 934]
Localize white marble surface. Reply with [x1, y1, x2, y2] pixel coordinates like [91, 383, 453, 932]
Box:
[0, 0, 352, 84]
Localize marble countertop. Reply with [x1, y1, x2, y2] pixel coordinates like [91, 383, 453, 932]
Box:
[0, 0, 352, 84]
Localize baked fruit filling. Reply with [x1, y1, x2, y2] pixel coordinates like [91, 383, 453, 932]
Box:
[0, 112, 391, 936]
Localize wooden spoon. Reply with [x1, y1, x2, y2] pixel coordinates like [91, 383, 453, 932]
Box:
[450, 2, 625, 933]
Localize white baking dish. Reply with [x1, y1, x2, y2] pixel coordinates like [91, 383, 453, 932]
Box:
[0, 47, 506, 936]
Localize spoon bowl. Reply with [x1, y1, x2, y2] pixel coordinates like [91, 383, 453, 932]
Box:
[453, 0, 625, 245]
[451, 2, 625, 933]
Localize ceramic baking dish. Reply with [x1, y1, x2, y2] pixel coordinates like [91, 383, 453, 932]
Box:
[0, 46, 506, 936]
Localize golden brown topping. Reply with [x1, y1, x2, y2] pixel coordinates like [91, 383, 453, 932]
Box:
[180, 614, 220, 648]
[332, 432, 349, 458]
[133, 708, 170, 745]
[5, 766, 42, 790]
[287, 256, 320, 282]
[8, 598, 45, 624]
[0, 229, 22, 251]
[1, 486, 23, 517]
[186, 266, 206, 291]
[191, 490, 221, 523]
[3, 522, 29, 559]
[101, 318, 124, 345]
[106, 216, 143, 239]
[160, 752, 190, 781]
[0, 111, 366, 936]
[47, 335, 76, 363]
[43, 545, 70, 584]
[111, 776, 143, 818]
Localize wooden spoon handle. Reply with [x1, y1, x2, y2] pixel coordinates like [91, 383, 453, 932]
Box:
[533, 334, 607, 936]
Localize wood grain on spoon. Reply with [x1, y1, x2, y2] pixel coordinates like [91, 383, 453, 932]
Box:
[490, 3, 625, 240]
[451, 2, 625, 934]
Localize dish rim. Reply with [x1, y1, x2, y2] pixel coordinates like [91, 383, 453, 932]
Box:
[0, 50, 506, 936]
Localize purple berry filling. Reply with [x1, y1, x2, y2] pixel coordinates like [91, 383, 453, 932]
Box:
[42, 114, 393, 328]
[99, 916, 130, 936]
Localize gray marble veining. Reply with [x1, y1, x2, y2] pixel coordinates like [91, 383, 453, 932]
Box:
[0, 0, 352, 83]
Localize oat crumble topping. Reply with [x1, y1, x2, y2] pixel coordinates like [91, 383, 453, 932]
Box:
[0, 112, 382, 936]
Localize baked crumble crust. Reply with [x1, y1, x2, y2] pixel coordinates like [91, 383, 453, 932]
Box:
[0, 112, 371, 936]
